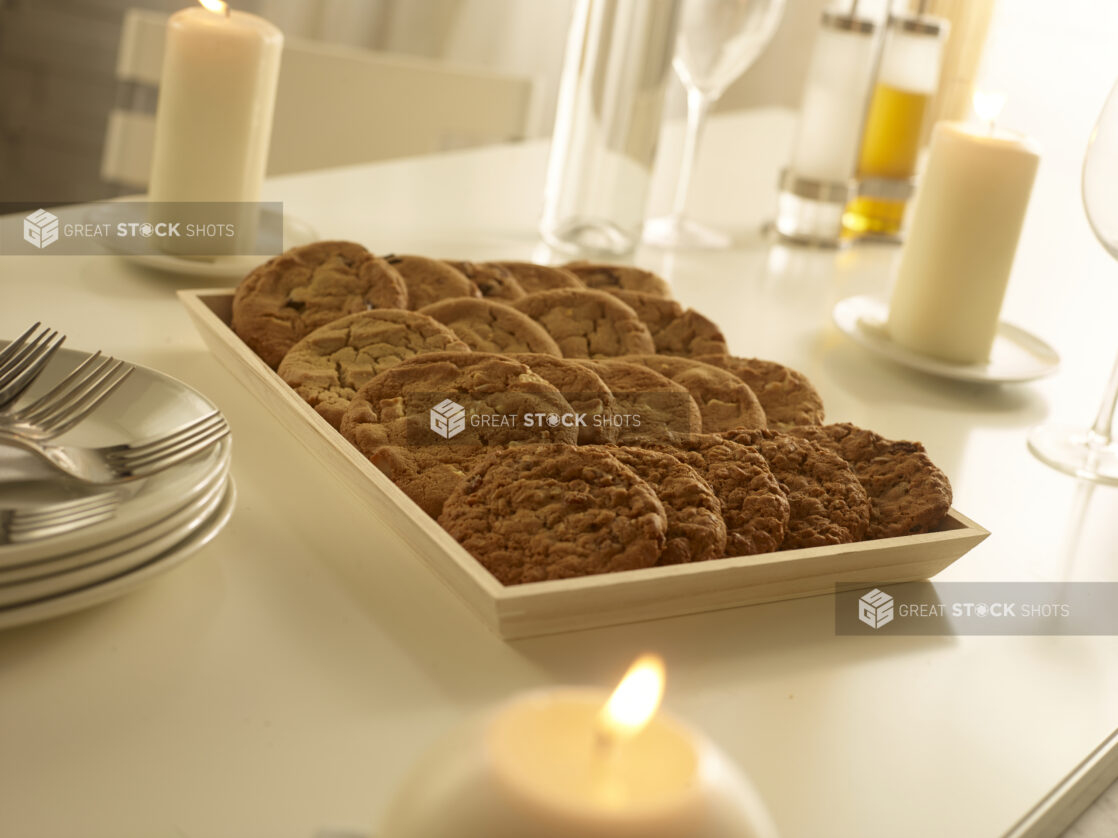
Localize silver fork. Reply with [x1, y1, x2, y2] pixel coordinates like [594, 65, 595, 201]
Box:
[0, 352, 134, 441]
[0, 323, 66, 409]
[0, 493, 121, 544]
[0, 411, 230, 485]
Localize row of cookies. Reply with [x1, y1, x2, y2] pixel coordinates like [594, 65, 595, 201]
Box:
[328, 350, 951, 584]
[231, 240, 686, 368]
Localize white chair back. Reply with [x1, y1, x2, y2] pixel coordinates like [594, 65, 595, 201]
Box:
[102, 9, 539, 189]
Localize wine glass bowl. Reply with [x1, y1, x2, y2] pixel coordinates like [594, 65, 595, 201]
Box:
[1027, 76, 1118, 485]
[644, 0, 786, 249]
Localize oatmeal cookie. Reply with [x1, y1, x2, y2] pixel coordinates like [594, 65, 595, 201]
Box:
[723, 429, 870, 549]
[419, 298, 562, 356]
[563, 261, 673, 298]
[277, 310, 469, 429]
[511, 289, 656, 358]
[621, 354, 766, 433]
[340, 351, 577, 452]
[577, 359, 701, 443]
[232, 240, 408, 368]
[444, 260, 526, 301]
[636, 434, 788, 557]
[508, 353, 620, 444]
[385, 254, 481, 310]
[438, 444, 667, 584]
[605, 290, 728, 357]
[697, 355, 824, 430]
[591, 446, 726, 565]
[369, 445, 484, 518]
[788, 423, 952, 538]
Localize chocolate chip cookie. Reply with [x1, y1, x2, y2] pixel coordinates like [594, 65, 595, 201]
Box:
[232, 241, 408, 368]
[606, 290, 728, 357]
[419, 298, 562, 356]
[697, 355, 824, 430]
[386, 254, 481, 310]
[277, 309, 470, 429]
[444, 260, 526, 301]
[578, 359, 702, 443]
[788, 423, 952, 538]
[636, 434, 788, 557]
[593, 446, 726, 565]
[438, 444, 667, 584]
[340, 351, 577, 453]
[508, 354, 620, 444]
[723, 429, 870, 550]
[494, 261, 584, 293]
[621, 355, 766, 433]
[511, 289, 656, 357]
[563, 262, 673, 298]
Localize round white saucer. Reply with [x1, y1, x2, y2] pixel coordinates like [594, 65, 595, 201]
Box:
[832, 295, 1060, 384]
[91, 204, 317, 278]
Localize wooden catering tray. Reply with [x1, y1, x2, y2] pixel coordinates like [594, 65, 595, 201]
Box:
[180, 288, 989, 639]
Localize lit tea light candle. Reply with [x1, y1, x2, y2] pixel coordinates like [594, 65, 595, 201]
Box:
[886, 90, 1040, 364]
[147, 0, 283, 205]
[382, 655, 780, 838]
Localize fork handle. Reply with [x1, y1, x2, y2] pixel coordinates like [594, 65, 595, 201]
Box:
[0, 432, 79, 477]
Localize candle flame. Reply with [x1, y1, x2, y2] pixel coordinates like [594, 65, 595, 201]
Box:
[197, 0, 229, 14]
[973, 90, 1007, 126]
[598, 655, 665, 743]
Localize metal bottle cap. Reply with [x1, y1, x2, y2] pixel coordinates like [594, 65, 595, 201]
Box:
[889, 13, 948, 38]
[820, 10, 876, 35]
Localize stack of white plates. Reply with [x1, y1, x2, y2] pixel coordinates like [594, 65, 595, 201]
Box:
[0, 347, 234, 630]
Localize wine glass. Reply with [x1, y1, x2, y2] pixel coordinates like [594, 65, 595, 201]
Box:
[1028, 76, 1118, 484]
[643, 0, 786, 249]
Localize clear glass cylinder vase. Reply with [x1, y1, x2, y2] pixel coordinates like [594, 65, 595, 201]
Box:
[540, 0, 682, 257]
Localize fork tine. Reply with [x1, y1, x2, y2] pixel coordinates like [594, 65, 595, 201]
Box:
[8, 494, 119, 528]
[123, 422, 230, 477]
[18, 356, 115, 427]
[0, 327, 56, 390]
[0, 332, 65, 408]
[7, 500, 120, 543]
[0, 322, 42, 373]
[107, 412, 224, 464]
[118, 418, 229, 471]
[19, 357, 126, 432]
[11, 351, 103, 421]
[31, 363, 134, 439]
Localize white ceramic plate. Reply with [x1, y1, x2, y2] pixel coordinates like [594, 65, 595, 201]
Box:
[832, 295, 1061, 384]
[0, 479, 235, 631]
[0, 456, 230, 584]
[0, 344, 230, 567]
[0, 472, 229, 606]
[92, 204, 316, 278]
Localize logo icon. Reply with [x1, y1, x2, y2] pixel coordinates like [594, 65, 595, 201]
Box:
[430, 398, 466, 439]
[858, 588, 894, 629]
[23, 209, 59, 249]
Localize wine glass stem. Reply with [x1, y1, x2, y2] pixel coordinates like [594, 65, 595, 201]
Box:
[1089, 349, 1118, 441]
[670, 88, 714, 219]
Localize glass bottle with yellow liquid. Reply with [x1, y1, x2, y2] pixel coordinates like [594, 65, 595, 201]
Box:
[844, 14, 949, 238]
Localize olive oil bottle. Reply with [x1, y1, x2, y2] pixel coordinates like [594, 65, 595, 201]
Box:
[843, 13, 948, 239]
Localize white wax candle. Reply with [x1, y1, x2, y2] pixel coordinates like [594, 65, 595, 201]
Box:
[382, 689, 779, 838]
[887, 119, 1040, 363]
[147, 3, 282, 204]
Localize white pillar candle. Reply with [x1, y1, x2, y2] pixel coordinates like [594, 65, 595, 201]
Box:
[382, 657, 779, 838]
[147, 1, 283, 205]
[886, 103, 1040, 363]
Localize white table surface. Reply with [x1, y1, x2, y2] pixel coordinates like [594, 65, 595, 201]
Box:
[4, 70, 1118, 838]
